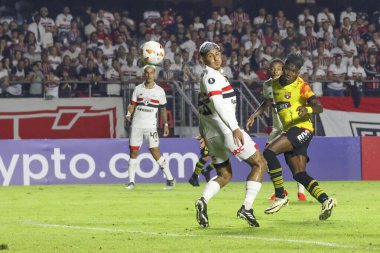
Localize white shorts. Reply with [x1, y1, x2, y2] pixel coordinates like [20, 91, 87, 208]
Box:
[129, 127, 159, 150]
[206, 130, 258, 165]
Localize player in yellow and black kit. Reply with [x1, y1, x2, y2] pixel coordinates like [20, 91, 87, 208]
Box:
[188, 137, 214, 186]
[260, 54, 337, 220]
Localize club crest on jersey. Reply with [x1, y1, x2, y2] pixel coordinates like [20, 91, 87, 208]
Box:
[284, 92, 291, 99]
[208, 78, 215, 84]
[143, 97, 150, 105]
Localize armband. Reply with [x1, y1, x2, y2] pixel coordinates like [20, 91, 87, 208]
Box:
[305, 107, 313, 114]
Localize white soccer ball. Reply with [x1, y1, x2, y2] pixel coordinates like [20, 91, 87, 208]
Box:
[141, 41, 165, 65]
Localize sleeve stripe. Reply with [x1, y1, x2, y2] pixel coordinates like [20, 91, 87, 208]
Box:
[151, 99, 159, 103]
[208, 91, 222, 97]
[222, 85, 233, 92]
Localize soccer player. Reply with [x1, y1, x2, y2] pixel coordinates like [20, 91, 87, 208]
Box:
[246, 58, 307, 201]
[188, 138, 214, 186]
[125, 65, 175, 190]
[254, 54, 336, 220]
[195, 41, 267, 228]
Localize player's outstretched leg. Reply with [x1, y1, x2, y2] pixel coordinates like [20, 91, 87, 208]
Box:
[263, 149, 288, 214]
[195, 197, 209, 228]
[125, 158, 137, 190]
[164, 179, 175, 190]
[297, 182, 307, 201]
[319, 198, 337, 220]
[189, 158, 207, 186]
[293, 172, 337, 220]
[237, 205, 259, 227]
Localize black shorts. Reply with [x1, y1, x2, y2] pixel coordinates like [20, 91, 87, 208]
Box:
[283, 127, 313, 163]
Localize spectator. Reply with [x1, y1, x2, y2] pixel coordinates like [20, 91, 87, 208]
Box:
[298, 7, 315, 27]
[220, 54, 233, 79]
[347, 56, 366, 107]
[24, 44, 41, 64]
[59, 68, 74, 97]
[84, 13, 97, 39]
[364, 53, 380, 96]
[62, 42, 81, 63]
[121, 53, 142, 83]
[28, 62, 44, 97]
[0, 60, 9, 96]
[193, 16, 205, 31]
[309, 58, 326, 97]
[327, 54, 347, 96]
[281, 26, 300, 55]
[340, 6, 357, 25]
[28, 14, 46, 48]
[8, 59, 28, 96]
[106, 59, 122, 96]
[239, 63, 260, 87]
[218, 7, 232, 26]
[40, 6, 56, 33]
[67, 20, 81, 44]
[158, 59, 176, 80]
[48, 46, 62, 70]
[317, 7, 336, 28]
[99, 35, 116, 63]
[44, 69, 59, 99]
[79, 58, 102, 96]
[25, 31, 42, 53]
[56, 6, 73, 35]
[230, 7, 250, 28]
[253, 8, 266, 30]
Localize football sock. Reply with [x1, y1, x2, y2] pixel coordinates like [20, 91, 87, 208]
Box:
[263, 149, 286, 198]
[203, 163, 214, 173]
[128, 158, 137, 183]
[243, 181, 262, 210]
[193, 158, 207, 177]
[293, 172, 328, 203]
[297, 182, 305, 194]
[157, 156, 173, 181]
[202, 180, 220, 203]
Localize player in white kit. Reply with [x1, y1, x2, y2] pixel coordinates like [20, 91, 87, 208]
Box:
[125, 65, 175, 190]
[246, 58, 307, 201]
[195, 42, 267, 228]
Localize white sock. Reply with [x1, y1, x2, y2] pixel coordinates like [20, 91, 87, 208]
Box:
[297, 182, 305, 194]
[243, 181, 262, 210]
[157, 156, 173, 180]
[128, 158, 137, 183]
[202, 180, 220, 203]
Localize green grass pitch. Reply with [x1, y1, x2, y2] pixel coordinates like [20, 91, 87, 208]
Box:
[0, 181, 379, 253]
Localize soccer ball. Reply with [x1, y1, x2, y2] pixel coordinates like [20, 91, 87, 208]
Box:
[141, 41, 165, 65]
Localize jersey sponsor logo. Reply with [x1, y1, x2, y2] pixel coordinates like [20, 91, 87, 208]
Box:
[208, 78, 215, 84]
[276, 102, 291, 111]
[232, 146, 245, 156]
[284, 92, 291, 99]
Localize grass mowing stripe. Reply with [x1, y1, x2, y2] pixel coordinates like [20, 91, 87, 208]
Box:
[22, 221, 358, 249]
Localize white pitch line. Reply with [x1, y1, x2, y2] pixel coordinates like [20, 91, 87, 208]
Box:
[22, 221, 358, 249]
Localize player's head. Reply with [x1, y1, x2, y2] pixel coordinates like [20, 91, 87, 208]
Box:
[269, 58, 284, 79]
[199, 41, 222, 70]
[283, 54, 303, 83]
[143, 65, 156, 83]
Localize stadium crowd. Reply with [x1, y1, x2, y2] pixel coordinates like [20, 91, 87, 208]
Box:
[0, 2, 380, 99]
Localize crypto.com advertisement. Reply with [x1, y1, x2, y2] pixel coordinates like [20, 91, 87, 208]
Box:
[0, 137, 361, 186]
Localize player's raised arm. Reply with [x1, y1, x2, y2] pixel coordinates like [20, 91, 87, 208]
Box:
[246, 99, 272, 131]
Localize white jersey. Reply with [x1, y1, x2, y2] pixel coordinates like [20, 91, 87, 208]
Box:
[55, 13, 73, 34]
[263, 78, 283, 133]
[131, 82, 167, 129]
[198, 65, 239, 139]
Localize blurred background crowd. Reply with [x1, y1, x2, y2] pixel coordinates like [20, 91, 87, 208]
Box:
[0, 0, 379, 99]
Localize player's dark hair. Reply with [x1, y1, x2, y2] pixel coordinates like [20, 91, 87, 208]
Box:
[285, 54, 303, 69]
[270, 58, 284, 66]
